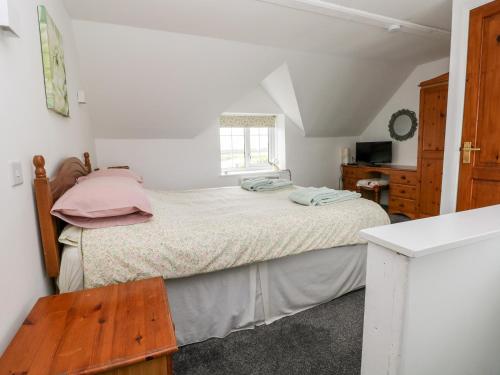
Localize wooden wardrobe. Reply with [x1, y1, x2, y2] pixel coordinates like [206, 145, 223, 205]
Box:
[416, 73, 448, 218]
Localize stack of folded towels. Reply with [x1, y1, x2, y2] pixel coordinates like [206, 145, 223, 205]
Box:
[289, 187, 361, 206]
[241, 177, 293, 192]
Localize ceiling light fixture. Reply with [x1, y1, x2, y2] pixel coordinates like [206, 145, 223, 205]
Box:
[387, 24, 401, 33]
[258, 0, 450, 40]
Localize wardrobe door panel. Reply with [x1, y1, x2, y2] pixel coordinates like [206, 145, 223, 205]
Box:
[416, 74, 448, 218]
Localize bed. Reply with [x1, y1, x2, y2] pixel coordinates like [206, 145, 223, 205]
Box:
[33, 153, 390, 346]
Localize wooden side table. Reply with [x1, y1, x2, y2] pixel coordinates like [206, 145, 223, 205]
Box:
[0, 277, 177, 375]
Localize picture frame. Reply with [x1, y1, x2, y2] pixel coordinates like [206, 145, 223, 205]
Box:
[37, 5, 69, 117]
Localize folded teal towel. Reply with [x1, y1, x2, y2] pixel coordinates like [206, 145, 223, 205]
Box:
[241, 177, 293, 192]
[254, 179, 293, 191]
[289, 187, 361, 206]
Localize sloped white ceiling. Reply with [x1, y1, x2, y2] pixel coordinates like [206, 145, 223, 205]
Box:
[261, 63, 304, 132]
[65, 0, 451, 139]
[72, 21, 285, 138]
[322, 0, 452, 29]
[289, 53, 414, 136]
[224, 87, 283, 115]
[64, 0, 450, 59]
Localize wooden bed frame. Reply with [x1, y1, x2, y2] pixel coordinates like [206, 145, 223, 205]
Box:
[33, 152, 92, 278]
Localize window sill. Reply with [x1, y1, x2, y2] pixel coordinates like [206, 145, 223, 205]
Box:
[220, 169, 277, 177]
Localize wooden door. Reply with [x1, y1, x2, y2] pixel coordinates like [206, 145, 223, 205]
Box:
[416, 74, 448, 218]
[457, 1, 500, 211]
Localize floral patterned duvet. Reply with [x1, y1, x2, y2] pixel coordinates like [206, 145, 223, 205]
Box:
[82, 186, 390, 288]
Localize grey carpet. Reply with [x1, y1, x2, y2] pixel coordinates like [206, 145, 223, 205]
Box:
[389, 213, 411, 224]
[173, 289, 365, 375]
[381, 205, 412, 224]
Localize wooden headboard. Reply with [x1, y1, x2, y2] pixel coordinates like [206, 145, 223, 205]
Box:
[33, 152, 92, 278]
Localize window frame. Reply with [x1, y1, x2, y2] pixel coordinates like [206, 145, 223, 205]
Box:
[220, 127, 275, 174]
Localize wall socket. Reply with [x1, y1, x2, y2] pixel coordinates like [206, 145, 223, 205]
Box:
[9, 161, 23, 186]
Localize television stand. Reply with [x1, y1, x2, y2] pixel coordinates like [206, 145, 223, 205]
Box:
[342, 164, 417, 219]
[357, 162, 384, 167]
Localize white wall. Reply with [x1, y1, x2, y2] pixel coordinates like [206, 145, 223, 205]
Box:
[95, 120, 356, 191]
[0, 0, 94, 352]
[95, 85, 355, 190]
[440, 0, 492, 214]
[95, 126, 231, 190]
[360, 57, 450, 166]
[285, 125, 356, 188]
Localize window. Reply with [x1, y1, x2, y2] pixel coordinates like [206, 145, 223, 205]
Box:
[219, 114, 277, 174]
[220, 127, 275, 173]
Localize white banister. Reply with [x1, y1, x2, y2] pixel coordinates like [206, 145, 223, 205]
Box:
[360, 205, 500, 375]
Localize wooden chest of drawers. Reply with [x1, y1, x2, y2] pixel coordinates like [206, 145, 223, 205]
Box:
[390, 184, 417, 200]
[342, 164, 418, 219]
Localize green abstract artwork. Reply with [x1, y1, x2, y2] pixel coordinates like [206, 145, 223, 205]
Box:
[38, 5, 69, 117]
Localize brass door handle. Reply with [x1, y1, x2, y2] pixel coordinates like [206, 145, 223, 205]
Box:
[461, 141, 481, 164]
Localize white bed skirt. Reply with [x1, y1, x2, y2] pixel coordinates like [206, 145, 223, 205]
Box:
[167, 244, 367, 345]
[58, 243, 366, 346]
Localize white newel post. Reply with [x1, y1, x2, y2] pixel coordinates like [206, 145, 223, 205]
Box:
[359, 205, 500, 375]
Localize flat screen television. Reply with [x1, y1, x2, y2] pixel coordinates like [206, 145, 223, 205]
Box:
[356, 141, 392, 164]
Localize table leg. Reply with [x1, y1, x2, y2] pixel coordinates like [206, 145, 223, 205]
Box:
[374, 186, 380, 203]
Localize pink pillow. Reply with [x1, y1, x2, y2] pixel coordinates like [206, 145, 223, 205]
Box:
[51, 176, 153, 229]
[78, 169, 143, 184]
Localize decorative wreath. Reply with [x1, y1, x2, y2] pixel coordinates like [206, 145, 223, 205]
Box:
[388, 109, 418, 142]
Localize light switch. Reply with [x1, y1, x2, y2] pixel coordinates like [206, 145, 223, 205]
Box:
[9, 161, 23, 186]
[77, 90, 86, 103]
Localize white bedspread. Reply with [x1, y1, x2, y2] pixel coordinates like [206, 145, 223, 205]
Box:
[81, 186, 389, 288]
